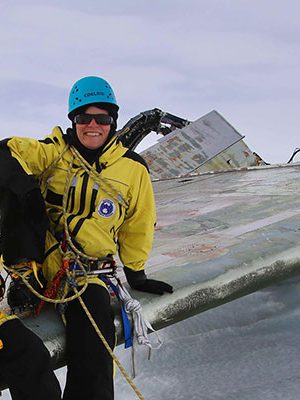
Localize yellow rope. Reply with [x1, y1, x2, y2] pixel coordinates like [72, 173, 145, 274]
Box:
[75, 287, 145, 400]
[3, 263, 88, 304]
[38, 143, 70, 191]
[69, 146, 129, 209]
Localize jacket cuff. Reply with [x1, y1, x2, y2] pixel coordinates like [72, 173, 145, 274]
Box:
[123, 266, 147, 288]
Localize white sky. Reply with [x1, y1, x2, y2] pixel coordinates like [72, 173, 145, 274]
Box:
[1, 0, 300, 164]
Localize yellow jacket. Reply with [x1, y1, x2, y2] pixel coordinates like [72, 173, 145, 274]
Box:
[5, 127, 156, 283]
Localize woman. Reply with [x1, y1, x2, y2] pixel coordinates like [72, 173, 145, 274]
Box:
[0, 76, 172, 400]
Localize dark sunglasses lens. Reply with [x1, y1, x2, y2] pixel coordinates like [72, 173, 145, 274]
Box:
[74, 114, 113, 125]
[74, 114, 91, 124]
[94, 115, 114, 124]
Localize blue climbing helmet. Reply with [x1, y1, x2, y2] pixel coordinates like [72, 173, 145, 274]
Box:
[68, 76, 119, 123]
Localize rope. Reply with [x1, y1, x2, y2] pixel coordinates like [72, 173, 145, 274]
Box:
[69, 146, 129, 209]
[75, 286, 145, 400]
[117, 283, 162, 350]
[38, 143, 70, 193]
[3, 263, 89, 305]
[103, 277, 162, 378]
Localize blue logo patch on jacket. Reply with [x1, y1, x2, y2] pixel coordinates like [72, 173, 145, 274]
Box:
[98, 199, 116, 218]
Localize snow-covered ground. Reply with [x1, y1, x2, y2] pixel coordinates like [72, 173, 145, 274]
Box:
[3, 275, 300, 399]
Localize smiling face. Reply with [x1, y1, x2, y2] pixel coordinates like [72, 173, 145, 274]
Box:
[75, 106, 112, 150]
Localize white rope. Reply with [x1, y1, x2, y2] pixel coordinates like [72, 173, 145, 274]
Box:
[117, 282, 162, 350]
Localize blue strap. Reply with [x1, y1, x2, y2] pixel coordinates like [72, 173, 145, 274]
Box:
[120, 305, 133, 349]
[101, 276, 133, 349]
[69, 260, 81, 272]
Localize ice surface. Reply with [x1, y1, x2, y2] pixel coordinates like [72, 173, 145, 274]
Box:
[2, 275, 300, 399]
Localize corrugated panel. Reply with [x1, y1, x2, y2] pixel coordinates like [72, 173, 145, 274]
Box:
[141, 110, 245, 178]
[193, 140, 261, 173]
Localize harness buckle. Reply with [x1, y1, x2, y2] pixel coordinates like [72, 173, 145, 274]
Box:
[73, 256, 117, 278]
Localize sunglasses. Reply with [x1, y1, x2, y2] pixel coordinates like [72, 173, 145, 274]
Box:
[74, 113, 114, 125]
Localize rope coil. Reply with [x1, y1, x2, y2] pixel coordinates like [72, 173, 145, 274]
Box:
[117, 283, 162, 350]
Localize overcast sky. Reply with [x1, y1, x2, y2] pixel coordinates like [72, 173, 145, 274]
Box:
[1, 0, 300, 164]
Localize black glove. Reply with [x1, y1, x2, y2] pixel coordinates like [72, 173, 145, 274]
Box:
[131, 279, 173, 295]
[124, 266, 173, 295]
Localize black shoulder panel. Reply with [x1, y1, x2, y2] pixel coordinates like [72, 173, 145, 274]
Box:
[0, 138, 11, 151]
[122, 150, 150, 173]
[38, 137, 55, 145]
[45, 189, 63, 206]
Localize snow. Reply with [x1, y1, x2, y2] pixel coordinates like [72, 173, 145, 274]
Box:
[2, 275, 300, 399]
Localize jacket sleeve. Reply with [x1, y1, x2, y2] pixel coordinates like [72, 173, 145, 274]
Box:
[117, 163, 156, 273]
[0, 139, 39, 195]
[0, 136, 59, 195]
[0, 135, 59, 265]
